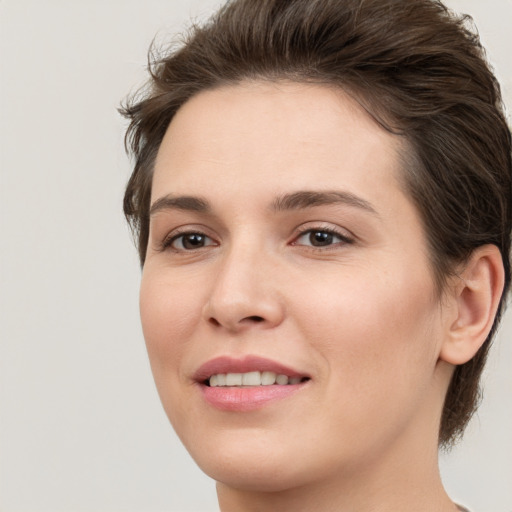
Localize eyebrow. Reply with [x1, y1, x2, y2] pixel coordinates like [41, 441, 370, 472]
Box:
[149, 190, 378, 217]
[271, 190, 379, 215]
[149, 195, 211, 217]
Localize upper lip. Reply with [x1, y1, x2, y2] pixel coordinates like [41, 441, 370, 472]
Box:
[194, 355, 309, 383]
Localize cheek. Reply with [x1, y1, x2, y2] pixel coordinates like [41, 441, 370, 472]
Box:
[291, 270, 442, 458]
[139, 269, 210, 432]
[294, 265, 440, 388]
[139, 270, 203, 377]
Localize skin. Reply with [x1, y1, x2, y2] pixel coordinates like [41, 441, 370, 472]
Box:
[140, 81, 491, 511]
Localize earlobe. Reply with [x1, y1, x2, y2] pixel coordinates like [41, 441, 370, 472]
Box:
[440, 245, 505, 366]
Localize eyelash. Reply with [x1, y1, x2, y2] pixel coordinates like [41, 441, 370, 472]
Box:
[161, 229, 216, 252]
[292, 226, 354, 250]
[160, 226, 354, 253]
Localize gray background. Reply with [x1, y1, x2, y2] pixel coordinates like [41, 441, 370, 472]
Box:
[1, 1, 510, 511]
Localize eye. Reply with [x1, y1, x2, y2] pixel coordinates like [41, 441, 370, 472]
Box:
[166, 232, 216, 251]
[293, 228, 352, 248]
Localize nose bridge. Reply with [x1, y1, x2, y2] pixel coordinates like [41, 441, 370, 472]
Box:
[203, 231, 284, 330]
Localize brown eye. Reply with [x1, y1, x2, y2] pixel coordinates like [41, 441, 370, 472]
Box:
[294, 228, 352, 248]
[169, 232, 215, 251]
[309, 231, 334, 246]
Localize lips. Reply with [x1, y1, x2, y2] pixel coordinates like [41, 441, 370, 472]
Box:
[194, 355, 309, 383]
[194, 355, 310, 411]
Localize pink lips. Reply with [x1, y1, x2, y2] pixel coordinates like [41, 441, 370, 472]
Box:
[194, 355, 309, 412]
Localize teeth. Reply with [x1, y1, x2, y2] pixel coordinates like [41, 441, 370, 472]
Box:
[208, 371, 305, 387]
[226, 373, 243, 386]
[261, 371, 276, 385]
[242, 371, 261, 386]
[276, 374, 289, 385]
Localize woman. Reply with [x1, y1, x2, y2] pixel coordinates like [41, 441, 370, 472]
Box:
[121, 0, 511, 510]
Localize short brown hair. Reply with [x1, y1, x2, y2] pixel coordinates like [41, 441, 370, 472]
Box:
[121, 0, 512, 447]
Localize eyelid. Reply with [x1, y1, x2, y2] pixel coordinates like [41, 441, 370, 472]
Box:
[291, 223, 355, 248]
[155, 222, 354, 253]
[160, 226, 218, 252]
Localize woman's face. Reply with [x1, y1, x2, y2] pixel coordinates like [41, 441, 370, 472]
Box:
[141, 82, 452, 491]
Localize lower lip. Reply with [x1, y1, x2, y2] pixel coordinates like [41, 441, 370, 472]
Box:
[200, 384, 305, 411]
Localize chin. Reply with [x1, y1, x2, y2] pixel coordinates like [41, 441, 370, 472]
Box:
[200, 457, 311, 493]
[182, 432, 317, 492]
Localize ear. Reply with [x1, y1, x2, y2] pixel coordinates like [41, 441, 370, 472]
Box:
[439, 245, 505, 365]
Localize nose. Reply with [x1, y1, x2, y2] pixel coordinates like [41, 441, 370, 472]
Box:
[202, 242, 285, 333]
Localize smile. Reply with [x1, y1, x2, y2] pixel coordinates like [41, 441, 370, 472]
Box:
[208, 371, 307, 387]
[195, 356, 311, 411]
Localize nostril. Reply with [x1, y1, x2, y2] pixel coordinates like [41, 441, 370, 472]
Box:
[207, 315, 265, 328]
[245, 316, 264, 323]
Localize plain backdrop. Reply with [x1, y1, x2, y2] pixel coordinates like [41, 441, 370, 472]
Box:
[0, 1, 511, 511]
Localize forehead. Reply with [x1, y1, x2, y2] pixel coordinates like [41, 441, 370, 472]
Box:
[152, 81, 406, 205]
